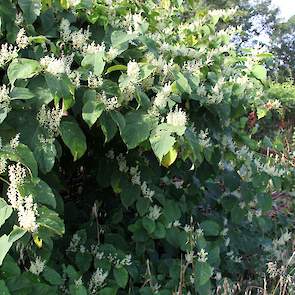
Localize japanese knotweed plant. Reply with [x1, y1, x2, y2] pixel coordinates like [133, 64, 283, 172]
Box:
[0, 0, 294, 294]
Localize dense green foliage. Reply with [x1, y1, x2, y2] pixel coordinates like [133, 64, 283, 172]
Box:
[0, 0, 294, 294]
[202, 0, 295, 81]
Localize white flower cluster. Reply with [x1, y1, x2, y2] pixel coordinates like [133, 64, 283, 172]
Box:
[116, 153, 129, 173]
[208, 7, 237, 19]
[29, 256, 46, 275]
[16, 28, 29, 49]
[184, 60, 202, 76]
[60, 19, 71, 42]
[254, 159, 285, 177]
[97, 92, 121, 111]
[7, 163, 39, 232]
[37, 104, 63, 137]
[119, 254, 132, 267]
[0, 157, 7, 174]
[0, 43, 18, 68]
[10, 133, 20, 149]
[40, 54, 73, 76]
[166, 106, 187, 128]
[68, 0, 81, 7]
[67, 233, 81, 252]
[91, 245, 132, 267]
[89, 268, 108, 294]
[74, 277, 83, 287]
[207, 78, 225, 104]
[197, 85, 207, 97]
[69, 70, 81, 88]
[88, 72, 103, 89]
[244, 44, 268, 70]
[171, 177, 184, 189]
[160, 43, 197, 58]
[198, 129, 211, 148]
[147, 54, 174, 78]
[141, 181, 155, 201]
[148, 205, 162, 220]
[127, 60, 140, 82]
[0, 85, 11, 114]
[185, 251, 195, 264]
[119, 60, 142, 101]
[197, 248, 208, 262]
[153, 82, 172, 109]
[105, 149, 115, 160]
[71, 27, 91, 50]
[7, 163, 26, 209]
[18, 195, 38, 232]
[83, 41, 105, 55]
[122, 12, 144, 35]
[15, 12, 23, 26]
[116, 153, 155, 201]
[105, 47, 120, 62]
[226, 250, 242, 263]
[60, 18, 92, 50]
[130, 166, 141, 185]
[266, 261, 281, 278]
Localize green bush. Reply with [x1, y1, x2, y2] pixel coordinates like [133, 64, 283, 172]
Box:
[0, 0, 294, 294]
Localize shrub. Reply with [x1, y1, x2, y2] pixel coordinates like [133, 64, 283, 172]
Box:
[0, 0, 294, 294]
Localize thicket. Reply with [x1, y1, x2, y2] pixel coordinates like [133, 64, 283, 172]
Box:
[0, 0, 294, 294]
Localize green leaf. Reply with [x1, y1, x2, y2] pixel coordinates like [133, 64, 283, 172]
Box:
[82, 53, 105, 76]
[8, 226, 26, 243]
[136, 198, 150, 216]
[120, 181, 140, 208]
[0, 144, 38, 177]
[0, 1, 16, 24]
[111, 30, 136, 49]
[0, 227, 25, 266]
[33, 141, 57, 174]
[21, 178, 56, 209]
[10, 87, 35, 100]
[99, 112, 117, 143]
[45, 74, 75, 109]
[75, 252, 92, 273]
[0, 235, 13, 266]
[69, 284, 88, 295]
[60, 117, 87, 161]
[113, 267, 128, 288]
[195, 261, 212, 286]
[251, 65, 267, 81]
[106, 65, 127, 74]
[200, 220, 220, 236]
[0, 255, 21, 278]
[18, 0, 41, 24]
[0, 280, 10, 294]
[257, 107, 268, 119]
[99, 287, 118, 295]
[139, 64, 155, 81]
[163, 200, 181, 223]
[150, 125, 176, 162]
[142, 217, 155, 234]
[110, 111, 125, 133]
[42, 266, 63, 285]
[257, 193, 272, 212]
[8, 59, 41, 85]
[0, 198, 12, 228]
[37, 206, 65, 236]
[121, 112, 156, 149]
[173, 72, 192, 94]
[82, 90, 105, 127]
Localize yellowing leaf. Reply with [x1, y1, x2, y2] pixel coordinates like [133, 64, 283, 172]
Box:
[33, 235, 43, 248]
[161, 147, 177, 168]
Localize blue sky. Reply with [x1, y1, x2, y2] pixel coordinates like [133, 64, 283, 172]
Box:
[272, 0, 295, 20]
